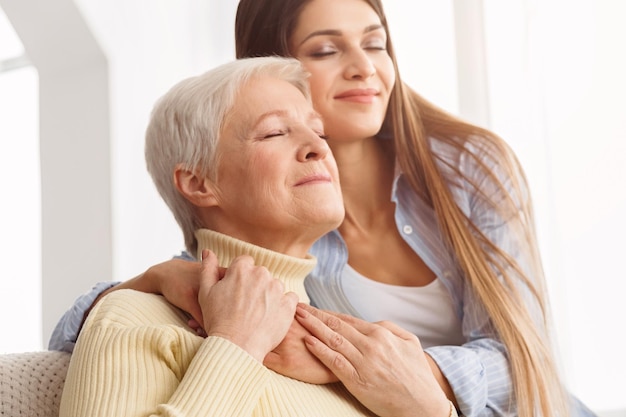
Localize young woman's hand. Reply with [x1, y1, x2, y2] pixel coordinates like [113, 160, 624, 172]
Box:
[263, 319, 338, 384]
[81, 258, 207, 333]
[198, 250, 299, 362]
[295, 303, 452, 417]
[143, 258, 207, 327]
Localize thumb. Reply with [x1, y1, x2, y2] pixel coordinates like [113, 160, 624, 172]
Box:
[200, 249, 221, 287]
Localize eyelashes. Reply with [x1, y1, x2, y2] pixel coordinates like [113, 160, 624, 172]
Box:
[263, 131, 288, 139]
[260, 129, 327, 141]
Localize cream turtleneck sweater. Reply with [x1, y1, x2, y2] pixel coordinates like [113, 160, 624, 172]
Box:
[59, 229, 377, 417]
[195, 229, 315, 304]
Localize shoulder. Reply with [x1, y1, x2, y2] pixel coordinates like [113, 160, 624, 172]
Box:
[431, 135, 528, 205]
[83, 289, 189, 330]
[431, 135, 511, 178]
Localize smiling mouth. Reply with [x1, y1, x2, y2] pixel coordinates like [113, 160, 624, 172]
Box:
[334, 88, 378, 99]
[295, 174, 332, 186]
[334, 89, 379, 104]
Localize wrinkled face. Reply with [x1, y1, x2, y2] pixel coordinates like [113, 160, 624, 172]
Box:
[210, 75, 344, 256]
[289, 0, 395, 143]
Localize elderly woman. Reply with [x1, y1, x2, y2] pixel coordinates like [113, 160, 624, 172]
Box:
[58, 56, 456, 417]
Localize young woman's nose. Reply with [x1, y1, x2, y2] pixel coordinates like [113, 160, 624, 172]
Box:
[343, 48, 376, 80]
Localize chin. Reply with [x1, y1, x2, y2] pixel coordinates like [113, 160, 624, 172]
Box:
[316, 208, 345, 230]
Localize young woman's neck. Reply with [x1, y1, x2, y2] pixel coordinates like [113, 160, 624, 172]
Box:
[329, 137, 396, 227]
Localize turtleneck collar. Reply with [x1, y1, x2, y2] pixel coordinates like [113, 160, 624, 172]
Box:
[194, 229, 316, 304]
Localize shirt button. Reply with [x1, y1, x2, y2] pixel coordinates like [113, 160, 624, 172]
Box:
[402, 225, 413, 234]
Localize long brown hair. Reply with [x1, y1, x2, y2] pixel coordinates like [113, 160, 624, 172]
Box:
[235, 1, 569, 416]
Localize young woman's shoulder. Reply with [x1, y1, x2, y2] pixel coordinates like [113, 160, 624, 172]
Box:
[430, 133, 529, 215]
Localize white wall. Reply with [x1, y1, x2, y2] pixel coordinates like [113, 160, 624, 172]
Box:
[73, 0, 239, 286]
[0, 65, 41, 352]
[1, 0, 112, 346]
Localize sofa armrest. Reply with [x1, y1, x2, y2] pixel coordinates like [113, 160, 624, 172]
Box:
[0, 350, 71, 417]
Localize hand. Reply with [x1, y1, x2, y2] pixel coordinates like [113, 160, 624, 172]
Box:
[295, 303, 451, 417]
[83, 257, 210, 334]
[264, 318, 338, 384]
[199, 251, 299, 362]
[144, 258, 208, 328]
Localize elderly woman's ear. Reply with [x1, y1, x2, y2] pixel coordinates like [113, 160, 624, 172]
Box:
[173, 164, 219, 208]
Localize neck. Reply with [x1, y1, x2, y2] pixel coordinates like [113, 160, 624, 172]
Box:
[194, 229, 316, 303]
[330, 137, 396, 226]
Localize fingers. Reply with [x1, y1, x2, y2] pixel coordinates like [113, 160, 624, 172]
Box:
[296, 304, 366, 351]
[187, 318, 208, 337]
[298, 303, 415, 342]
[295, 305, 362, 380]
[283, 291, 299, 310]
[375, 320, 418, 342]
[298, 303, 378, 338]
[199, 249, 221, 287]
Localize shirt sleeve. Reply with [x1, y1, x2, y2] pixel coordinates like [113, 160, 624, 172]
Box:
[426, 138, 544, 416]
[58, 290, 271, 417]
[47, 281, 119, 352]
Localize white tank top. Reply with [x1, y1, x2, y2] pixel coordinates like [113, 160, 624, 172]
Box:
[341, 264, 465, 348]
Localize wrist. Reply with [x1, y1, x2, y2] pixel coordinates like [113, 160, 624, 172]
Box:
[127, 267, 159, 294]
[208, 330, 266, 363]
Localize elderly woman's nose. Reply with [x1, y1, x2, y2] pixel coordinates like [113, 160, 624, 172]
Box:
[299, 131, 329, 161]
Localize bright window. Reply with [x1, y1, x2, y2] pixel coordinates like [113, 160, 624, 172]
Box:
[0, 5, 41, 353]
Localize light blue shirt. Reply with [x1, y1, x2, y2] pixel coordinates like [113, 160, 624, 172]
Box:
[49, 137, 595, 417]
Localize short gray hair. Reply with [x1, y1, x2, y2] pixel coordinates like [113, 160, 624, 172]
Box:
[145, 56, 310, 256]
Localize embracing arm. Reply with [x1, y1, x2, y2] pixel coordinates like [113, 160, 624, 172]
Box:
[60, 251, 297, 417]
[48, 253, 203, 352]
[58, 291, 273, 417]
[424, 138, 549, 416]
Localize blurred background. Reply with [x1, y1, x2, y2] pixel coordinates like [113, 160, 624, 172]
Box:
[0, 0, 624, 415]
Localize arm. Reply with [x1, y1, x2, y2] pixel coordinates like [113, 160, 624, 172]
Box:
[48, 252, 204, 352]
[426, 139, 545, 416]
[59, 251, 297, 417]
[58, 291, 273, 417]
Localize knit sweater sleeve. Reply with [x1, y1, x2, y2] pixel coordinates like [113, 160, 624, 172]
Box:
[59, 289, 271, 417]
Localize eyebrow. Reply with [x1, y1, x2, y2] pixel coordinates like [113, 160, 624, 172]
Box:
[252, 109, 324, 129]
[297, 24, 384, 47]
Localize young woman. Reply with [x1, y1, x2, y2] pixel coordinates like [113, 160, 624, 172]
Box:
[51, 1, 594, 416]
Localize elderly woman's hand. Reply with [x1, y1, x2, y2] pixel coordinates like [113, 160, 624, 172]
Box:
[295, 303, 452, 417]
[198, 250, 299, 362]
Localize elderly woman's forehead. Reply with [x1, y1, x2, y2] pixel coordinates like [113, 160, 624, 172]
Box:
[233, 76, 307, 110]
